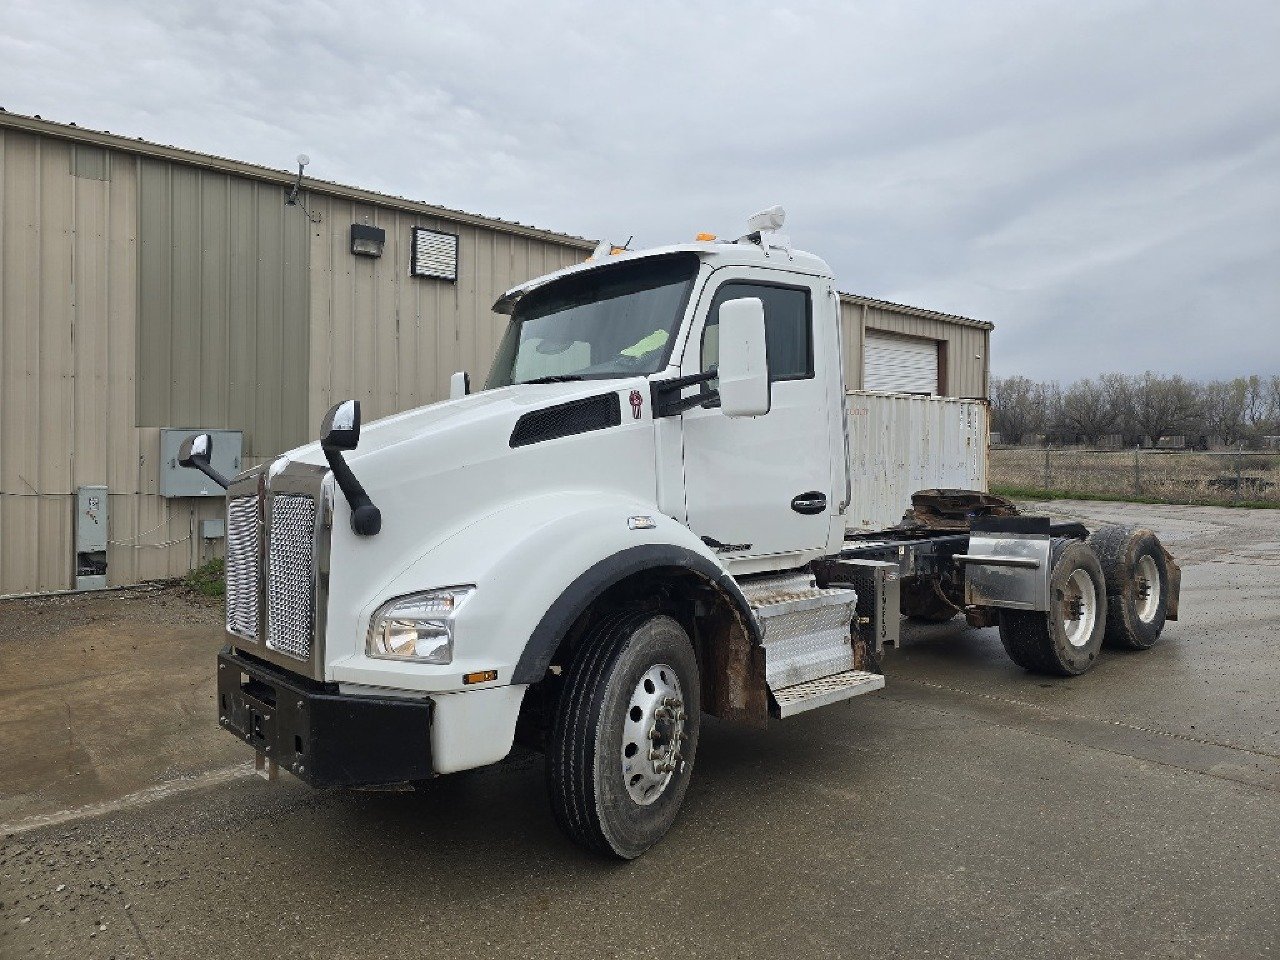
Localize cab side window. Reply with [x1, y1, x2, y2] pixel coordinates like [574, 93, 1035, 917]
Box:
[700, 282, 813, 382]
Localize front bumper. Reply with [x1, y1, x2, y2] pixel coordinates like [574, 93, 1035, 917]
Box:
[217, 646, 434, 787]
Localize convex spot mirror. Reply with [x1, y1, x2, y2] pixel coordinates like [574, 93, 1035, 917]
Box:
[321, 399, 361, 450]
[178, 433, 213, 467]
[716, 297, 770, 417]
[449, 371, 471, 400]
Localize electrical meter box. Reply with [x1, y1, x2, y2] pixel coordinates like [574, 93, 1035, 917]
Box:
[75, 485, 109, 590]
[160, 428, 244, 497]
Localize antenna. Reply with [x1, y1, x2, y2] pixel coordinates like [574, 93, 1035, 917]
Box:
[284, 154, 321, 222]
[286, 154, 310, 206]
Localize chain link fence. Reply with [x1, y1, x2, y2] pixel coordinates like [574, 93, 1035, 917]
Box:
[989, 447, 1280, 507]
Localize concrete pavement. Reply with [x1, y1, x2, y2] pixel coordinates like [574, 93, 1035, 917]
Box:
[1, 501, 1277, 959]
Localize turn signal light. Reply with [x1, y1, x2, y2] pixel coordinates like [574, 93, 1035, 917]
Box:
[463, 670, 499, 685]
[695, 232, 717, 241]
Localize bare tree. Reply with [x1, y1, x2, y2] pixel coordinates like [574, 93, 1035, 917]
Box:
[1125, 373, 1202, 446]
[1059, 378, 1111, 443]
[990, 376, 1048, 444]
[1098, 372, 1138, 445]
[992, 371, 1277, 447]
[1242, 376, 1274, 438]
[1202, 378, 1248, 445]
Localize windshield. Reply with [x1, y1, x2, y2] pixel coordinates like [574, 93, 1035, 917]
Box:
[486, 253, 699, 388]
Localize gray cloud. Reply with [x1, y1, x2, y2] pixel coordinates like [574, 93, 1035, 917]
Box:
[3, 0, 1277, 381]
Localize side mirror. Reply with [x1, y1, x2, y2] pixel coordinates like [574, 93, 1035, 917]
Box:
[177, 433, 230, 489]
[318, 399, 381, 536]
[320, 399, 360, 450]
[449, 371, 471, 400]
[716, 297, 770, 417]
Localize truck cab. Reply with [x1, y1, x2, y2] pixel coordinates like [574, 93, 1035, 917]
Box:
[189, 209, 1180, 858]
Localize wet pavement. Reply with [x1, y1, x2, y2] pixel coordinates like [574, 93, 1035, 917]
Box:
[1, 502, 1277, 959]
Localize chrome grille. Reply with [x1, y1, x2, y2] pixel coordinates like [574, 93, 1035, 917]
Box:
[266, 494, 318, 661]
[225, 495, 260, 639]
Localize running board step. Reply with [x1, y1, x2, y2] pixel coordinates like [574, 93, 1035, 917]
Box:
[771, 669, 886, 718]
[739, 572, 862, 690]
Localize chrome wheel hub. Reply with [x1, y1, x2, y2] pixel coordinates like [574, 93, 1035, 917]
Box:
[1134, 554, 1161, 623]
[621, 663, 686, 805]
[1062, 568, 1098, 648]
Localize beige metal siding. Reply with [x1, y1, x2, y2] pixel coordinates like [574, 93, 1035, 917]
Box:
[307, 197, 585, 428]
[846, 392, 990, 531]
[0, 123, 590, 594]
[136, 160, 311, 459]
[840, 299, 990, 398]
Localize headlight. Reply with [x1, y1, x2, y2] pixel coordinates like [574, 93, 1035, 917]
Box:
[366, 587, 474, 664]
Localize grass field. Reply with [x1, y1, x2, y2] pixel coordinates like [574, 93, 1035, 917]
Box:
[989, 447, 1280, 508]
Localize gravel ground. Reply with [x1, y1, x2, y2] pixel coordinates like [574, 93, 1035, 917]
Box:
[1, 502, 1277, 959]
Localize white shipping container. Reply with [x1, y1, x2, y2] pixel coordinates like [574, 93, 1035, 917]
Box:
[845, 391, 989, 532]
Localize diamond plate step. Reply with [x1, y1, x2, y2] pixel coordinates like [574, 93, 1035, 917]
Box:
[740, 572, 860, 690]
[771, 669, 886, 718]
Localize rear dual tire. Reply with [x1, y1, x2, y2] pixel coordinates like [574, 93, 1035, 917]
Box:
[546, 612, 700, 859]
[1088, 525, 1170, 650]
[998, 540, 1107, 676]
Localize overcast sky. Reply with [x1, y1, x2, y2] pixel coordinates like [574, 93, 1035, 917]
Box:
[2, 1, 1277, 382]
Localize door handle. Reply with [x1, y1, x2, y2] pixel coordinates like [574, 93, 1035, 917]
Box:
[791, 491, 827, 515]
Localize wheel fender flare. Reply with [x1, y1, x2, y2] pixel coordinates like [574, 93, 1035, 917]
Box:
[513, 541, 759, 684]
[361, 492, 757, 687]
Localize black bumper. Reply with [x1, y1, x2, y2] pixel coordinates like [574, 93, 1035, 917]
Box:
[217, 646, 434, 788]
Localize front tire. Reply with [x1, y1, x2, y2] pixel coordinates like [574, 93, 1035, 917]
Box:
[998, 540, 1107, 676]
[546, 612, 700, 859]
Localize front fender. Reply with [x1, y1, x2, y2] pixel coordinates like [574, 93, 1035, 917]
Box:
[330, 493, 747, 692]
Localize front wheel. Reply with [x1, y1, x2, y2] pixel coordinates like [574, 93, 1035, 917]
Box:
[546, 612, 700, 859]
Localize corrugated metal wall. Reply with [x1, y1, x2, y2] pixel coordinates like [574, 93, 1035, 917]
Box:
[0, 131, 231, 594]
[846, 391, 990, 531]
[0, 124, 590, 594]
[306, 198, 584, 428]
[840, 299, 989, 398]
[137, 159, 311, 459]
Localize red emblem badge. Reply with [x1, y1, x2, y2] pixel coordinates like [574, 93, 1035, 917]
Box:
[629, 390, 643, 419]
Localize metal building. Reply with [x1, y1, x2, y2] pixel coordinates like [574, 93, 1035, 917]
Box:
[0, 112, 591, 595]
[840, 294, 991, 398]
[0, 111, 990, 595]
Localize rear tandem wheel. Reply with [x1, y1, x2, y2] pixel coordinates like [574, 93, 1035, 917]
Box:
[998, 539, 1107, 676]
[1087, 525, 1171, 650]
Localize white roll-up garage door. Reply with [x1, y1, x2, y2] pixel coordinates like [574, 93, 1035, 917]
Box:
[863, 331, 938, 394]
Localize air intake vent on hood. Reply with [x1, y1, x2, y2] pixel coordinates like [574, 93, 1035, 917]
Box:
[510, 393, 622, 448]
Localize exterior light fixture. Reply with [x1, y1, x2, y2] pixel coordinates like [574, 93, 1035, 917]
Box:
[351, 224, 386, 258]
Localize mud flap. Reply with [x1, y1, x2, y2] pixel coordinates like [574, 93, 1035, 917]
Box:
[1164, 547, 1181, 621]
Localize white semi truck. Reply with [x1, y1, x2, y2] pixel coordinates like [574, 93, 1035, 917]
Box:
[180, 209, 1180, 858]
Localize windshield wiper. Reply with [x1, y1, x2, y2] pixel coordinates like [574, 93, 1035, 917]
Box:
[522, 374, 586, 384]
